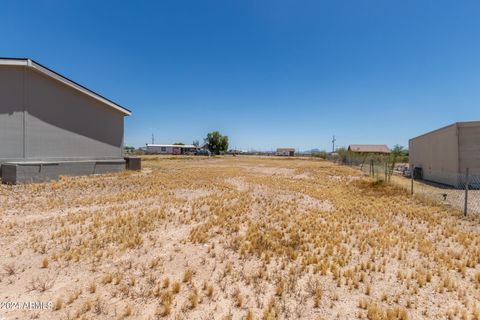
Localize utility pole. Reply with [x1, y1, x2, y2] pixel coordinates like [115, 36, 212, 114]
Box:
[332, 135, 336, 153]
[151, 133, 155, 145]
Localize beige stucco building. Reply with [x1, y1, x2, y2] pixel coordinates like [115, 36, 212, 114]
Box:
[276, 148, 295, 156]
[409, 121, 480, 186]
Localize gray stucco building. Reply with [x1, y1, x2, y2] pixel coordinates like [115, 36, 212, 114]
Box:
[409, 121, 480, 187]
[0, 58, 132, 183]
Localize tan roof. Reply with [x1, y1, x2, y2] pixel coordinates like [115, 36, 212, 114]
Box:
[348, 144, 390, 154]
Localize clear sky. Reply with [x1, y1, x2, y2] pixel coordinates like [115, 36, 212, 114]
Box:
[1, 1, 480, 151]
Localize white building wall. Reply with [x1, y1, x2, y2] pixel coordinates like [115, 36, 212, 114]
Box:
[409, 124, 459, 186]
[458, 123, 480, 176]
[276, 148, 295, 156]
[146, 146, 173, 154]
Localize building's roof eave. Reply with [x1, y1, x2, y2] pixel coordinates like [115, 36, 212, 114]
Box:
[348, 144, 391, 153]
[147, 144, 198, 148]
[409, 121, 480, 142]
[0, 58, 132, 116]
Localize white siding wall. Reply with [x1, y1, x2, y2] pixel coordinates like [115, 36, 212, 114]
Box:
[146, 146, 173, 154]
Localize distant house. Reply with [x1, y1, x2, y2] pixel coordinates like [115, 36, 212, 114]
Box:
[146, 144, 198, 155]
[409, 121, 480, 187]
[348, 145, 391, 154]
[276, 148, 295, 156]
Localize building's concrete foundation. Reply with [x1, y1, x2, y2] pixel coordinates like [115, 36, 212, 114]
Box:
[0, 159, 125, 184]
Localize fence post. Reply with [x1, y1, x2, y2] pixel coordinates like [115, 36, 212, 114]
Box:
[410, 166, 414, 195]
[384, 162, 387, 182]
[464, 168, 469, 216]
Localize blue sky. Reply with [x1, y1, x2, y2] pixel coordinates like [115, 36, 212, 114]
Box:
[1, 1, 480, 151]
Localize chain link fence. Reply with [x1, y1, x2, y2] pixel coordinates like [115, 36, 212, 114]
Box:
[331, 153, 480, 215]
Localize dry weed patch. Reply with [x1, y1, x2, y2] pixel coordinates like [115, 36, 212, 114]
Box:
[0, 156, 479, 319]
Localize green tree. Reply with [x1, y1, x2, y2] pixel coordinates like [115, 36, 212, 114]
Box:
[335, 147, 349, 163]
[124, 146, 135, 154]
[173, 142, 185, 145]
[204, 131, 229, 155]
[390, 145, 408, 162]
[192, 140, 200, 147]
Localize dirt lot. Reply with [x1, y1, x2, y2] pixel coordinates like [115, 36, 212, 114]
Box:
[390, 175, 480, 215]
[1, 156, 479, 320]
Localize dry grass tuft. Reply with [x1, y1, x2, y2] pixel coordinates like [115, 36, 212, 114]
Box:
[183, 269, 193, 283]
[1, 156, 479, 319]
[171, 281, 181, 294]
[41, 257, 49, 269]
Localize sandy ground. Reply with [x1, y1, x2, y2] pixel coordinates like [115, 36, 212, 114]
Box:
[389, 175, 480, 214]
[0, 156, 479, 320]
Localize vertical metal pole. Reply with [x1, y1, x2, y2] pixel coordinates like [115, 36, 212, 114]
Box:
[410, 166, 414, 195]
[384, 162, 387, 182]
[22, 66, 26, 159]
[464, 168, 469, 216]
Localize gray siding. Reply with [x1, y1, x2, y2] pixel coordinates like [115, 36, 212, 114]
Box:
[0, 66, 24, 160]
[0, 65, 125, 163]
